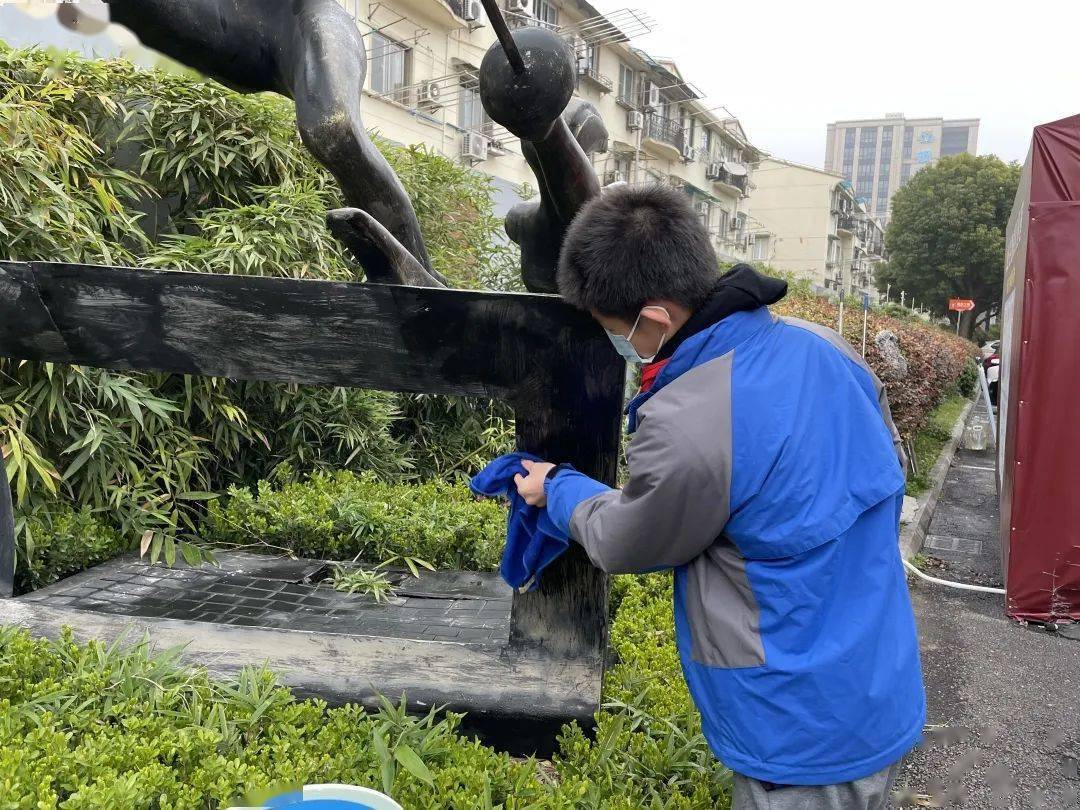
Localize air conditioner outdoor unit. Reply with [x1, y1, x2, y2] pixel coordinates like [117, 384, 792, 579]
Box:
[506, 0, 531, 13]
[605, 170, 626, 185]
[706, 162, 723, 180]
[626, 110, 644, 131]
[461, 0, 484, 23]
[462, 132, 488, 163]
[417, 81, 443, 108]
[681, 142, 696, 163]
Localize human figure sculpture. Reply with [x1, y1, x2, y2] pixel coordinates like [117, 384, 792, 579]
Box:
[476, 7, 604, 293]
[101, 0, 446, 287]
[506, 99, 609, 293]
[90, 0, 603, 294]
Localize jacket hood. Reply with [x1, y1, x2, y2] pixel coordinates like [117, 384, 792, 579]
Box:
[655, 264, 787, 363]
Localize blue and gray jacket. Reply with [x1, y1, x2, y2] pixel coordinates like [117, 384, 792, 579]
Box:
[545, 283, 925, 785]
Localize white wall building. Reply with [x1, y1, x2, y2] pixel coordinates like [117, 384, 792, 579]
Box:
[749, 158, 885, 299]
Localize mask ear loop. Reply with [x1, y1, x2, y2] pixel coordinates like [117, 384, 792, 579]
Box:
[635, 306, 670, 361]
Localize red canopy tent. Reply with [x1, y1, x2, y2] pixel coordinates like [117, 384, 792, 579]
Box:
[1000, 113, 1080, 622]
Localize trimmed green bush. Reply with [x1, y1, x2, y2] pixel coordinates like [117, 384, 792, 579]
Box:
[0, 569, 732, 808]
[956, 361, 978, 399]
[203, 467, 505, 570]
[14, 504, 128, 594]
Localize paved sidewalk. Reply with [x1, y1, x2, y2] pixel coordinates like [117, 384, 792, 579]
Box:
[898, 405, 1080, 808]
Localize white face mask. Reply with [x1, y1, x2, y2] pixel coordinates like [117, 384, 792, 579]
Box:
[605, 306, 669, 364]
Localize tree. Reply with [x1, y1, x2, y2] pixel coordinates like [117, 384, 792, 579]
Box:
[878, 154, 1021, 338]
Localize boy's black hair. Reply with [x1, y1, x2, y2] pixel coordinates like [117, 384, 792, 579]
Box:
[557, 183, 719, 320]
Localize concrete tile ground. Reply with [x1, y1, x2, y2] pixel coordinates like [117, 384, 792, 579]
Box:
[897, 405, 1080, 808]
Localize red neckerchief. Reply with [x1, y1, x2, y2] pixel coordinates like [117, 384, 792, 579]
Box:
[639, 358, 670, 393]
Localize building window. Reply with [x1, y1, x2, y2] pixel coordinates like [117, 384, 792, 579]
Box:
[844, 129, 856, 147]
[877, 176, 890, 201]
[533, 0, 558, 27]
[941, 126, 969, 156]
[752, 235, 769, 261]
[369, 33, 409, 97]
[903, 126, 913, 159]
[617, 63, 635, 105]
[901, 163, 912, 184]
[458, 77, 485, 131]
[586, 43, 600, 72]
[716, 209, 729, 240]
[876, 197, 889, 214]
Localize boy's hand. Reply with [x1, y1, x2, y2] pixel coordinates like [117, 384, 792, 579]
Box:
[514, 459, 555, 507]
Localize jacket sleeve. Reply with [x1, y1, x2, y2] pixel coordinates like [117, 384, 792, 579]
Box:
[545, 416, 730, 574]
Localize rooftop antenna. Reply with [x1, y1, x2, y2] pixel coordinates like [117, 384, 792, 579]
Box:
[479, 0, 525, 75]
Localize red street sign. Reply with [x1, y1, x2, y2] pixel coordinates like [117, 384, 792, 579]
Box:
[949, 298, 975, 312]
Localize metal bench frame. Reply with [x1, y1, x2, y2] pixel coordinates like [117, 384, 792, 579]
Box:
[0, 260, 624, 754]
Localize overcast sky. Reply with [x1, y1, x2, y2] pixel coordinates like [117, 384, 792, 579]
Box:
[596, 0, 1080, 166]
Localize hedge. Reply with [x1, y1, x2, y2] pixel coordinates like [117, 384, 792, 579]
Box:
[0, 574, 730, 808]
[202, 467, 505, 571]
[771, 292, 972, 436]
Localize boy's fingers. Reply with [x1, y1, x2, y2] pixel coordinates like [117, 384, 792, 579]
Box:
[514, 473, 525, 487]
[521, 459, 535, 471]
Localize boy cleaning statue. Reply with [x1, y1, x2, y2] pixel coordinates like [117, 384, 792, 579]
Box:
[506, 184, 924, 810]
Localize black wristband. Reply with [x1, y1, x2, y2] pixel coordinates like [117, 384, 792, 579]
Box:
[545, 463, 571, 481]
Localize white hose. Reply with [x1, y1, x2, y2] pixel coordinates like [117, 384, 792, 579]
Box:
[903, 558, 1006, 595]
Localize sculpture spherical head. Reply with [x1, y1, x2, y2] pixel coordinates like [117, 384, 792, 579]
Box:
[479, 27, 575, 142]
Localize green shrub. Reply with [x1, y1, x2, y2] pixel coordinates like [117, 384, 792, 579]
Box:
[14, 504, 129, 594]
[956, 360, 978, 398]
[0, 566, 731, 808]
[203, 468, 505, 570]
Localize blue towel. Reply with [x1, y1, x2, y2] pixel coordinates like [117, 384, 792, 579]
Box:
[470, 452, 571, 592]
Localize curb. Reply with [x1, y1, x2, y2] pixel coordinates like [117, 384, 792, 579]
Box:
[899, 398, 977, 561]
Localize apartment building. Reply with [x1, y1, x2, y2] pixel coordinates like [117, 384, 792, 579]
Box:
[824, 114, 979, 222]
[345, 0, 763, 262]
[749, 158, 885, 299]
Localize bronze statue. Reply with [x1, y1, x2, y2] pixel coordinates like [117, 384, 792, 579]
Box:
[96, 0, 605, 293]
[102, 0, 445, 287]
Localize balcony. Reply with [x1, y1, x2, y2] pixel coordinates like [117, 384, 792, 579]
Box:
[577, 65, 613, 93]
[837, 213, 857, 233]
[708, 161, 749, 196]
[645, 114, 683, 146]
